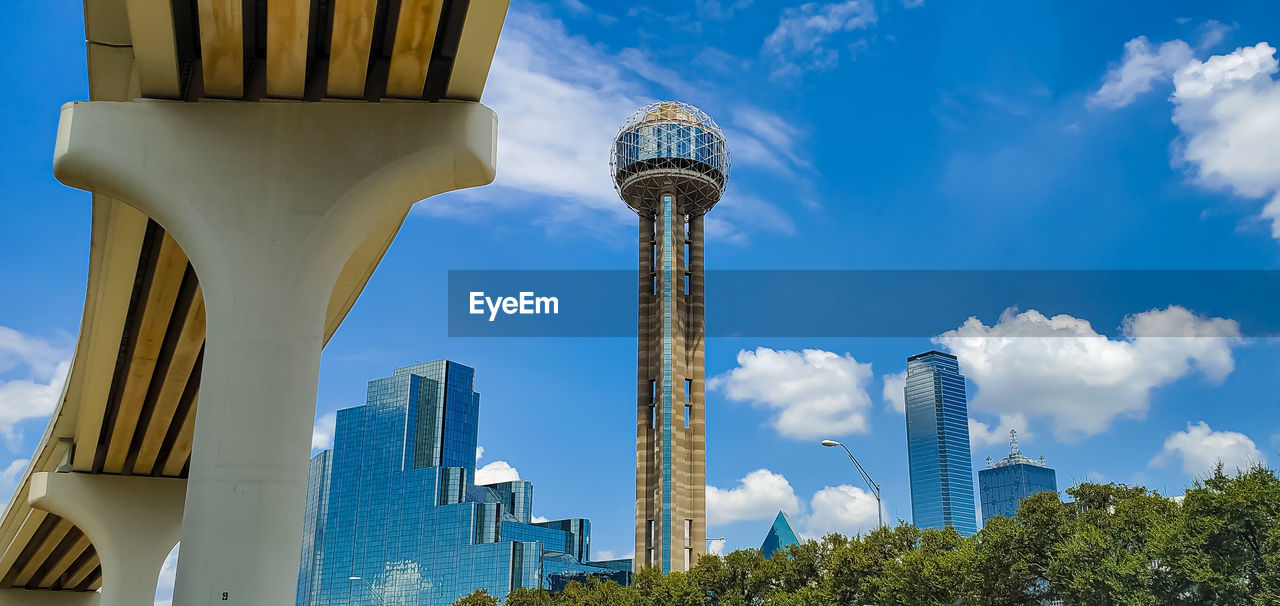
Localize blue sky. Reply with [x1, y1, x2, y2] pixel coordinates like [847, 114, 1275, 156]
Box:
[3, 0, 1280, 597]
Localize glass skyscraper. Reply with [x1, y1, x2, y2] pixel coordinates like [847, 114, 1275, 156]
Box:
[296, 361, 629, 605]
[904, 351, 978, 536]
[978, 431, 1057, 523]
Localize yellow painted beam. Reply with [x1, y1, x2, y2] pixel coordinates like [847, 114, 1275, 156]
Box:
[133, 287, 204, 476]
[11, 518, 73, 587]
[103, 234, 189, 474]
[326, 0, 379, 98]
[161, 396, 197, 477]
[63, 552, 99, 590]
[73, 202, 147, 472]
[267, 0, 311, 98]
[124, 0, 183, 98]
[197, 0, 245, 98]
[385, 0, 444, 98]
[0, 510, 48, 579]
[34, 532, 91, 589]
[445, 0, 510, 101]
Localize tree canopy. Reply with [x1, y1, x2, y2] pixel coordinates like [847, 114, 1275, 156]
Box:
[455, 465, 1280, 606]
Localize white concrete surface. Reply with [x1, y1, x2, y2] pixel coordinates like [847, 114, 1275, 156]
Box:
[52, 100, 497, 605]
[0, 589, 100, 606]
[28, 472, 183, 606]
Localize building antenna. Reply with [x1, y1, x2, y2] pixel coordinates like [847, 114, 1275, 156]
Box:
[1010, 429, 1020, 456]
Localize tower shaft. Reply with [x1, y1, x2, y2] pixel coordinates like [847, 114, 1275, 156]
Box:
[635, 193, 706, 573]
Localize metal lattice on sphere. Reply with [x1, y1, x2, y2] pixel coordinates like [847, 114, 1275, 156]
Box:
[611, 101, 731, 216]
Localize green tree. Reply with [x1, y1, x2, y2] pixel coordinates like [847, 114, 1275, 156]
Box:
[1179, 464, 1280, 605]
[453, 588, 500, 606]
[505, 587, 558, 606]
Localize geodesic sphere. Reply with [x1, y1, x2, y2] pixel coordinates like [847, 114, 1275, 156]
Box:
[611, 101, 731, 216]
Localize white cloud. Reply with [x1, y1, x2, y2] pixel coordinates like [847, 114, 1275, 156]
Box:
[1089, 37, 1193, 108]
[0, 458, 28, 498]
[1152, 421, 1265, 476]
[706, 539, 726, 556]
[0, 327, 67, 377]
[423, 8, 797, 242]
[476, 445, 485, 460]
[710, 348, 875, 440]
[0, 327, 71, 450]
[594, 548, 634, 561]
[311, 412, 336, 451]
[707, 469, 801, 525]
[1170, 42, 1280, 239]
[474, 460, 521, 485]
[763, 1, 877, 80]
[154, 543, 179, 606]
[936, 306, 1241, 440]
[804, 484, 879, 538]
[881, 371, 905, 413]
[531, 515, 549, 523]
[968, 414, 1030, 448]
[901, 0, 925, 7]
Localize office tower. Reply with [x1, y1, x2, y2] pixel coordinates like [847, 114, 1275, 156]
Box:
[611, 102, 731, 572]
[760, 511, 801, 559]
[979, 430, 1058, 523]
[296, 362, 628, 605]
[904, 351, 978, 536]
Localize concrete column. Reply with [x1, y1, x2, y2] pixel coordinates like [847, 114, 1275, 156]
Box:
[52, 101, 497, 605]
[0, 589, 100, 606]
[27, 472, 184, 606]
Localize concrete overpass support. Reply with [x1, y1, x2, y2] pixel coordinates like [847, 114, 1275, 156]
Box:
[51, 101, 497, 605]
[26, 472, 183, 606]
[0, 590, 100, 606]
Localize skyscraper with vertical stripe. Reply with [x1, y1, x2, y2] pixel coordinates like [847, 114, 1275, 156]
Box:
[612, 102, 730, 572]
[904, 351, 978, 536]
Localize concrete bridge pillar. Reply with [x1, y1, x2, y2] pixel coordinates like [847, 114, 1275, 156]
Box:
[26, 472, 184, 606]
[52, 100, 497, 605]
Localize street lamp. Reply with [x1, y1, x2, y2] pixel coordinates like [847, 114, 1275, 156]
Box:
[348, 576, 386, 605]
[820, 439, 883, 529]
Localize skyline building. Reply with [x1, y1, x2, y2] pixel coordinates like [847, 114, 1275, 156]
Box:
[296, 361, 627, 605]
[760, 512, 801, 560]
[904, 350, 978, 536]
[979, 430, 1058, 523]
[611, 102, 730, 572]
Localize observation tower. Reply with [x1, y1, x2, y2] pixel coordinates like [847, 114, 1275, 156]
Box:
[611, 101, 730, 573]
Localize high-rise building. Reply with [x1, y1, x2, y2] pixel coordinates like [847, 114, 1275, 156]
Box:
[904, 350, 978, 536]
[979, 430, 1057, 523]
[611, 102, 730, 572]
[296, 361, 628, 605]
[760, 511, 801, 560]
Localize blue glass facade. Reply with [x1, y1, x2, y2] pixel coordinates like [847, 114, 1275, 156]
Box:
[979, 441, 1058, 523]
[904, 351, 978, 536]
[760, 511, 800, 559]
[614, 123, 728, 174]
[296, 361, 629, 605]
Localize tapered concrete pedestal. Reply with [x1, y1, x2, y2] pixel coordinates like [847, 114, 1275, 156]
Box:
[25, 472, 183, 606]
[53, 100, 497, 605]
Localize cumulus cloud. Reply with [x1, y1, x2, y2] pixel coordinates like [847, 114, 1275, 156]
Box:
[311, 412, 336, 451]
[474, 460, 521, 485]
[0, 458, 28, 499]
[710, 348, 875, 439]
[1170, 42, 1280, 238]
[763, 1, 877, 80]
[804, 484, 880, 538]
[881, 371, 905, 413]
[968, 414, 1030, 448]
[936, 306, 1241, 440]
[1095, 37, 1280, 240]
[706, 469, 801, 525]
[154, 544, 179, 606]
[706, 469, 880, 538]
[1089, 37, 1194, 108]
[0, 327, 71, 449]
[425, 8, 797, 243]
[1152, 421, 1265, 476]
[531, 515, 549, 524]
